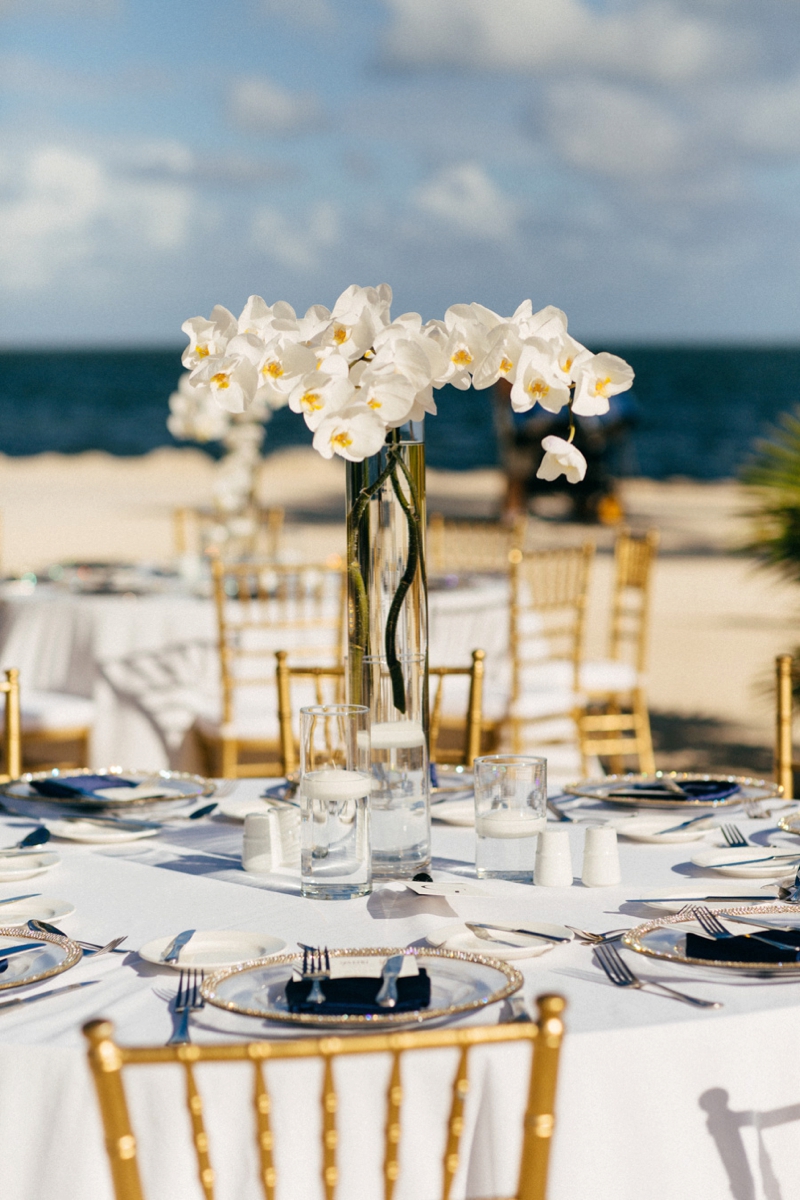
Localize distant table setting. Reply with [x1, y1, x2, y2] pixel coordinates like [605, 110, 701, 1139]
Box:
[2, 762, 800, 1199]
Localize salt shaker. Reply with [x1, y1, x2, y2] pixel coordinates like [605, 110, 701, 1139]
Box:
[581, 825, 621, 887]
[242, 811, 274, 874]
[534, 828, 573, 887]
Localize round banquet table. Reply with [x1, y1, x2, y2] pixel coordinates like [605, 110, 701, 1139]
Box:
[1, 789, 800, 1200]
[0, 579, 510, 770]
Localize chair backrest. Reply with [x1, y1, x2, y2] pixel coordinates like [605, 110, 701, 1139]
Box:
[212, 559, 346, 731]
[276, 650, 347, 776]
[608, 529, 659, 672]
[429, 514, 527, 575]
[84, 993, 566, 1200]
[0, 668, 20, 783]
[429, 648, 486, 765]
[508, 544, 595, 699]
[776, 653, 797, 799]
[175, 506, 285, 561]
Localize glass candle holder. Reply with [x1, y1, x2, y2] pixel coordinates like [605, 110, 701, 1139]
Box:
[299, 704, 372, 900]
[474, 754, 547, 880]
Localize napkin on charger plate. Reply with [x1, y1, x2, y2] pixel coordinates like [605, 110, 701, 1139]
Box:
[31, 776, 174, 802]
[285, 954, 431, 1015]
[607, 780, 740, 803]
[686, 929, 800, 964]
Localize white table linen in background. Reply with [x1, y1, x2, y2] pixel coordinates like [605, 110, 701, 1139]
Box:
[0, 787, 799, 1199]
[0, 581, 511, 770]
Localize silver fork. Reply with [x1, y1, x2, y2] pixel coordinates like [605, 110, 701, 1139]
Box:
[166, 968, 205, 1045]
[692, 905, 800, 954]
[594, 943, 721, 1008]
[721, 824, 749, 848]
[565, 925, 629, 944]
[299, 944, 329, 1004]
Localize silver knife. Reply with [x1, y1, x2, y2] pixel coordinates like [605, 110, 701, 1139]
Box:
[466, 922, 572, 944]
[0, 979, 99, 1013]
[162, 929, 195, 964]
[630, 895, 777, 903]
[0, 942, 46, 960]
[376, 954, 404, 1008]
[0, 893, 41, 908]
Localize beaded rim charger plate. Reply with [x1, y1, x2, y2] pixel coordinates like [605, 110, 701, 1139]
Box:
[565, 772, 779, 809]
[621, 905, 800, 976]
[1, 767, 214, 809]
[0, 925, 82, 991]
[202, 946, 522, 1027]
[778, 813, 800, 837]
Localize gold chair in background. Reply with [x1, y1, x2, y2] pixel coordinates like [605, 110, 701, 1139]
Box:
[0, 668, 21, 782]
[276, 651, 345, 776]
[84, 993, 566, 1200]
[505, 544, 595, 764]
[174, 505, 285, 562]
[429, 513, 527, 575]
[776, 653, 797, 798]
[577, 528, 659, 775]
[197, 559, 346, 777]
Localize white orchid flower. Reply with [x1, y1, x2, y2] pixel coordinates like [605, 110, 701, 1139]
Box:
[288, 372, 355, 431]
[471, 324, 524, 389]
[181, 305, 237, 370]
[510, 340, 570, 414]
[237, 295, 299, 339]
[191, 334, 261, 413]
[255, 337, 317, 406]
[167, 374, 231, 443]
[523, 304, 569, 343]
[536, 436, 587, 484]
[572, 352, 634, 416]
[312, 406, 388, 461]
[356, 369, 417, 428]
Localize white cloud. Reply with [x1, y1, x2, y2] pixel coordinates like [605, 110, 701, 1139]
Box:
[382, 0, 746, 85]
[413, 163, 521, 239]
[0, 144, 193, 291]
[228, 76, 320, 136]
[251, 201, 339, 268]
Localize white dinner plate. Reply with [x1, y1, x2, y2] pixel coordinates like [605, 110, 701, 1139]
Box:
[632, 882, 782, 911]
[0, 896, 75, 923]
[610, 814, 716, 844]
[0, 851, 60, 882]
[690, 846, 800, 878]
[139, 930, 287, 972]
[218, 795, 273, 822]
[42, 817, 160, 844]
[425, 921, 570, 961]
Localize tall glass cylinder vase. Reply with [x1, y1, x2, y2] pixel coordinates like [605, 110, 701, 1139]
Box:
[345, 421, 430, 877]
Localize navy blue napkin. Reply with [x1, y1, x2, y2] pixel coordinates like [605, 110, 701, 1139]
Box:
[686, 929, 800, 964]
[609, 780, 740, 803]
[31, 775, 138, 800]
[285, 969, 431, 1015]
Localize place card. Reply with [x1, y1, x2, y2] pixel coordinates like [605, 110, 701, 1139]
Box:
[328, 955, 419, 980]
[404, 880, 490, 897]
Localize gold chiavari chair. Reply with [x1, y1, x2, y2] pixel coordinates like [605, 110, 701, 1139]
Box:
[776, 653, 798, 799]
[276, 649, 487, 774]
[197, 559, 346, 778]
[577, 529, 659, 775]
[84, 993, 566, 1200]
[504, 544, 595, 764]
[174, 505, 285, 562]
[0, 668, 21, 782]
[429, 513, 527, 575]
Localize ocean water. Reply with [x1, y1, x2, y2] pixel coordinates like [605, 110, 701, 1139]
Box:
[1, 345, 798, 479]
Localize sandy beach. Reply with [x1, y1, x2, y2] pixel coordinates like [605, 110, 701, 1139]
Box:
[1, 446, 796, 775]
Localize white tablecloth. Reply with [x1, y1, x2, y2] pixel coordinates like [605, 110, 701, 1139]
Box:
[1, 791, 800, 1199]
[0, 581, 510, 770]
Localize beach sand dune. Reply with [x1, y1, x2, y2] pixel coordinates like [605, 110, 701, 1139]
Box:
[0, 446, 795, 775]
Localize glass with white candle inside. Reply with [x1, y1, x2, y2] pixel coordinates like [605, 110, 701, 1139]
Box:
[365, 653, 430, 878]
[299, 704, 372, 899]
[474, 755, 547, 880]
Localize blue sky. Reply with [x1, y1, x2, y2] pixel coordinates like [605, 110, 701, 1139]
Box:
[1, 0, 799, 346]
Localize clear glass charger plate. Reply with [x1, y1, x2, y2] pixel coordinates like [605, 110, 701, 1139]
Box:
[565, 772, 779, 809]
[202, 947, 522, 1028]
[0, 926, 82, 990]
[622, 904, 800, 977]
[1, 767, 214, 812]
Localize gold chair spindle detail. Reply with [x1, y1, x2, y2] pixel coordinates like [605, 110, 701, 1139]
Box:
[776, 653, 796, 800]
[0, 667, 21, 783]
[429, 648, 486, 766]
[84, 994, 566, 1200]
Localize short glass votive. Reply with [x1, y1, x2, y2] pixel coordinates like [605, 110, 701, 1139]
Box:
[299, 704, 372, 900]
[474, 754, 547, 880]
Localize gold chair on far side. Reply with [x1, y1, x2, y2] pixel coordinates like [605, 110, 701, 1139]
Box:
[197, 559, 346, 778]
[429, 513, 527, 575]
[0, 668, 21, 782]
[84, 993, 566, 1200]
[174, 504, 285, 561]
[577, 528, 658, 775]
[776, 654, 798, 799]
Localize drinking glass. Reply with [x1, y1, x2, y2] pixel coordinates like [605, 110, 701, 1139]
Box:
[299, 704, 372, 899]
[474, 755, 547, 880]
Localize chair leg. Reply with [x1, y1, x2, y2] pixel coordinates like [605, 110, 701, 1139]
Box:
[633, 689, 655, 775]
[221, 737, 238, 779]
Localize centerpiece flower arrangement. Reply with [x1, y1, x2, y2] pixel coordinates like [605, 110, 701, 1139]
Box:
[175, 284, 633, 874]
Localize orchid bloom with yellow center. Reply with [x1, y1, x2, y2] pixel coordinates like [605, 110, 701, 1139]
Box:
[572, 352, 635, 417]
